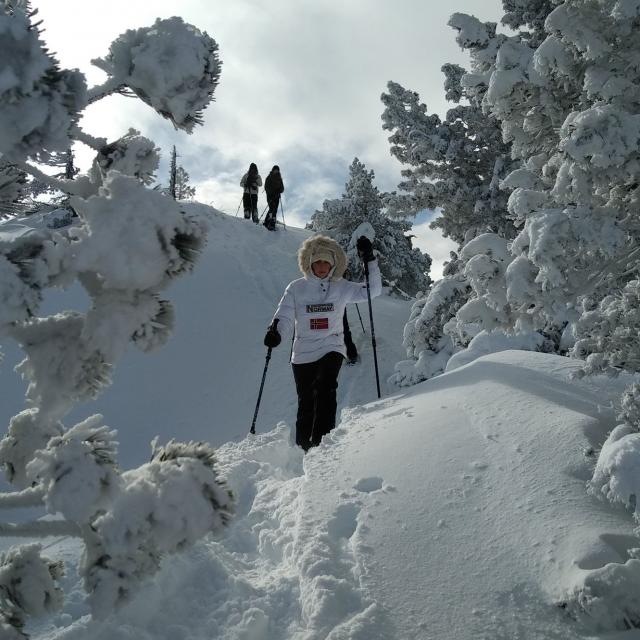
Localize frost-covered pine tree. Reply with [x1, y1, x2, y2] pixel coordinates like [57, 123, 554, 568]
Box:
[0, 161, 28, 219]
[176, 165, 196, 200]
[391, 228, 556, 386]
[176, 166, 196, 200]
[391, 274, 471, 386]
[451, 5, 640, 624]
[0, 4, 232, 634]
[389, 3, 565, 386]
[572, 278, 640, 377]
[381, 64, 517, 246]
[450, 0, 640, 345]
[309, 157, 431, 296]
[166, 146, 195, 200]
[168, 144, 177, 199]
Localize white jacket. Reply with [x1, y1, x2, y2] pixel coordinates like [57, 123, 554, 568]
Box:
[272, 260, 382, 364]
[240, 173, 262, 194]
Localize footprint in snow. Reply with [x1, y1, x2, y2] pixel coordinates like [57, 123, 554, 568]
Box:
[327, 502, 360, 540]
[354, 476, 383, 493]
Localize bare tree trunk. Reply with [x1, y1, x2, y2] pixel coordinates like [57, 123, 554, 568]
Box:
[169, 145, 177, 200]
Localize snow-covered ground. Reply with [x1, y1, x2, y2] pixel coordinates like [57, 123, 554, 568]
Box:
[2, 210, 640, 639]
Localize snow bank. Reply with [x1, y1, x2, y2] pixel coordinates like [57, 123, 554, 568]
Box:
[27, 349, 640, 639]
[445, 329, 544, 372]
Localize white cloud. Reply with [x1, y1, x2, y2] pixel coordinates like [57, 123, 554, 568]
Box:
[411, 214, 458, 281]
[31, 0, 502, 277]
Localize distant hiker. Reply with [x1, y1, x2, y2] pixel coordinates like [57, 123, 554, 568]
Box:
[263, 165, 284, 231]
[240, 163, 262, 223]
[263, 234, 380, 451]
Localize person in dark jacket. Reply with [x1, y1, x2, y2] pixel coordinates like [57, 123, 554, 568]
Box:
[240, 163, 262, 223]
[263, 165, 284, 231]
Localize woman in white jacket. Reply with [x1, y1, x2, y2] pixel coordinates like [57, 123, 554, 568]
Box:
[240, 162, 262, 222]
[264, 234, 381, 451]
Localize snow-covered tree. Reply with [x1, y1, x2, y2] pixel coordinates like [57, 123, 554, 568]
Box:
[0, 5, 231, 634]
[390, 227, 564, 386]
[387, 5, 563, 386]
[381, 65, 517, 246]
[168, 144, 177, 199]
[391, 275, 471, 386]
[450, 1, 640, 345]
[166, 146, 195, 200]
[572, 279, 640, 377]
[309, 157, 431, 296]
[619, 383, 640, 432]
[393, 0, 636, 383]
[0, 162, 28, 219]
[446, 234, 517, 345]
[0, 544, 64, 638]
[88, 129, 159, 189]
[449, 6, 640, 626]
[89, 16, 221, 132]
[176, 166, 196, 200]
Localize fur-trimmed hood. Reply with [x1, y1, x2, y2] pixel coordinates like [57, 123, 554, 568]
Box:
[298, 235, 347, 281]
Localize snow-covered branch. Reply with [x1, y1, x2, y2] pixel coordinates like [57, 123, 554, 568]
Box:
[69, 125, 108, 152]
[0, 520, 81, 538]
[0, 486, 45, 509]
[86, 78, 128, 105]
[14, 161, 83, 196]
[0, 3, 231, 630]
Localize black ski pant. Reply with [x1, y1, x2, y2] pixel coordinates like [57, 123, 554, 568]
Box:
[264, 193, 280, 229]
[266, 192, 280, 214]
[292, 351, 343, 451]
[343, 309, 357, 359]
[243, 192, 258, 222]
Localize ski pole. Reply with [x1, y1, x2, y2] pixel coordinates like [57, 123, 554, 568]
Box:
[355, 303, 366, 334]
[279, 196, 286, 230]
[363, 259, 381, 398]
[259, 203, 269, 222]
[250, 347, 272, 434]
[235, 196, 243, 217]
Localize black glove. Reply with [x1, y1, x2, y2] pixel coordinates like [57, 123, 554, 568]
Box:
[356, 236, 375, 262]
[264, 319, 281, 348]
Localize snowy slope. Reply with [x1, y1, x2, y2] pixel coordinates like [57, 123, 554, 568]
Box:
[2, 210, 640, 640]
[0, 208, 410, 470]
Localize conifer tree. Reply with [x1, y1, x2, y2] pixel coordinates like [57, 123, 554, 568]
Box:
[0, 161, 28, 219]
[444, 8, 640, 624]
[388, 2, 561, 386]
[175, 166, 196, 200]
[381, 64, 517, 246]
[169, 145, 177, 199]
[309, 158, 431, 296]
[166, 147, 195, 200]
[448, 1, 640, 342]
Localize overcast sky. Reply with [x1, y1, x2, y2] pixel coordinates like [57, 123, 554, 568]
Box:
[32, 0, 504, 278]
